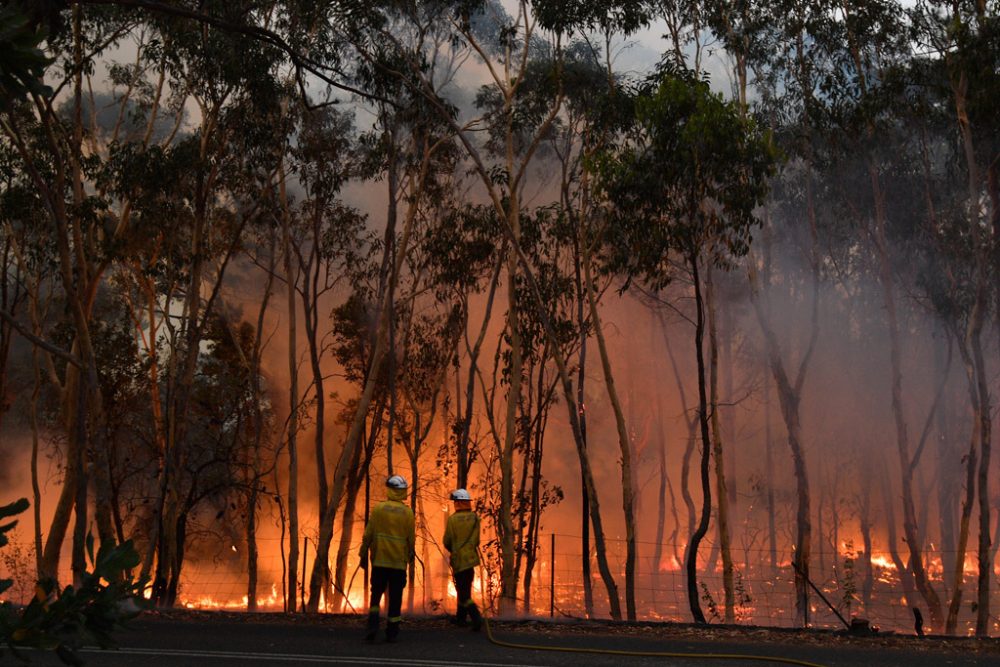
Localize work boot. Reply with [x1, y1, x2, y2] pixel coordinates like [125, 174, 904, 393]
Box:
[364, 612, 379, 642]
[386, 619, 401, 643]
[451, 604, 469, 627]
[468, 603, 482, 632]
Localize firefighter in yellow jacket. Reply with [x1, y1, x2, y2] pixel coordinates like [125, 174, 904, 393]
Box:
[443, 488, 481, 631]
[361, 475, 415, 642]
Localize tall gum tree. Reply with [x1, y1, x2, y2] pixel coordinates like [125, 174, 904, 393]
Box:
[594, 72, 776, 623]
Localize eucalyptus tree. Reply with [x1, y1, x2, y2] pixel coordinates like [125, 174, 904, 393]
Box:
[306, 11, 462, 610]
[793, 0, 949, 630]
[908, 0, 1000, 634]
[0, 2, 159, 584]
[276, 104, 368, 610]
[538, 38, 645, 619]
[288, 105, 364, 514]
[94, 1, 293, 604]
[595, 71, 775, 624]
[725, 0, 827, 626]
[421, 201, 504, 490]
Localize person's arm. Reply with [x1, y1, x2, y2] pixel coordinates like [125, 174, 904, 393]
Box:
[443, 517, 453, 552]
[407, 512, 416, 562]
[359, 510, 375, 567]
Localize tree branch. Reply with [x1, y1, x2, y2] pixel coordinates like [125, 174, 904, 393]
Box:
[0, 307, 82, 368]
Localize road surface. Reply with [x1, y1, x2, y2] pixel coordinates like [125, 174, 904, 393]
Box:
[12, 612, 999, 666]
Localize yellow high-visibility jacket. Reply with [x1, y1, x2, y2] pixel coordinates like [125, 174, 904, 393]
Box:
[443, 510, 480, 573]
[360, 488, 415, 571]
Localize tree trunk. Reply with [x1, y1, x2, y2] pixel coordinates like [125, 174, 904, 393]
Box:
[583, 245, 637, 621]
[660, 317, 698, 552]
[858, 468, 874, 614]
[951, 67, 992, 637]
[573, 235, 594, 618]
[879, 459, 918, 609]
[935, 331, 958, 599]
[653, 411, 668, 600]
[308, 150, 425, 611]
[970, 308, 991, 636]
[282, 176, 300, 612]
[763, 367, 778, 576]
[706, 264, 735, 623]
[71, 377, 89, 587]
[247, 484, 259, 611]
[30, 347, 43, 577]
[685, 249, 712, 625]
[522, 361, 548, 615]
[749, 270, 811, 627]
[870, 161, 944, 630]
[945, 397, 976, 634]
[458, 256, 503, 488]
[498, 186, 523, 614]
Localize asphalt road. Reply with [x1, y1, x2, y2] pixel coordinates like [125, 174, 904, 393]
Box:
[9, 614, 1000, 667]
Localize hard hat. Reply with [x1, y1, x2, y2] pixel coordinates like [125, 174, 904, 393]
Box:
[450, 488, 471, 501]
[386, 475, 408, 489]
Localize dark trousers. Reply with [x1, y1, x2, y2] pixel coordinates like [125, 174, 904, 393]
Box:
[454, 567, 474, 608]
[369, 566, 407, 621]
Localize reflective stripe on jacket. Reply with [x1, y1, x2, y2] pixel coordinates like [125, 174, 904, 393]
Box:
[443, 510, 480, 573]
[360, 489, 415, 571]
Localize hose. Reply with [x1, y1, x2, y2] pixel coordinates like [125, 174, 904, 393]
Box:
[480, 613, 829, 667]
[471, 552, 828, 667]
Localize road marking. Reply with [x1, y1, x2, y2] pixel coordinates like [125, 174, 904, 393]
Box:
[76, 646, 551, 666]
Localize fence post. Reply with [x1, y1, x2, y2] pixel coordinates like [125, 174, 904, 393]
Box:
[550, 533, 555, 618]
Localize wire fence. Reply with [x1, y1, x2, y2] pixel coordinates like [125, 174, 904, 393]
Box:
[4, 532, 998, 637]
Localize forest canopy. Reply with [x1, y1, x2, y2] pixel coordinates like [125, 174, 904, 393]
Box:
[1, 0, 999, 639]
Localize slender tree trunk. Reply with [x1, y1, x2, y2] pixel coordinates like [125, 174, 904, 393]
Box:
[282, 176, 300, 612]
[458, 255, 503, 488]
[749, 271, 811, 626]
[247, 486, 259, 611]
[522, 363, 548, 615]
[970, 311, 990, 636]
[951, 68, 992, 637]
[935, 336, 958, 599]
[945, 375, 976, 635]
[654, 411, 668, 600]
[30, 347, 43, 577]
[685, 249, 712, 625]
[706, 264, 735, 623]
[583, 245, 637, 620]
[573, 236, 594, 618]
[763, 368, 777, 576]
[333, 441, 364, 612]
[407, 435, 419, 613]
[304, 219, 328, 514]
[858, 467, 874, 614]
[308, 150, 425, 611]
[879, 458, 917, 609]
[498, 186, 523, 614]
[71, 366, 88, 587]
[870, 162, 944, 630]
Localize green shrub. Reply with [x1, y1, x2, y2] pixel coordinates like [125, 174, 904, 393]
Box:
[0, 498, 145, 665]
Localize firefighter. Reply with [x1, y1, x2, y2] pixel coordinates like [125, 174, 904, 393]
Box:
[360, 474, 415, 642]
[443, 488, 482, 631]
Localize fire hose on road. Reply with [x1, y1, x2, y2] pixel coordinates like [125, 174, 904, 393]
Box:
[473, 553, 829, 667]
[479, 613, 828, 667]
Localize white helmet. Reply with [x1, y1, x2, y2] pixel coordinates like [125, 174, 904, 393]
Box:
[386, 475, 408, 490]
[450, 488, 471, 501]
